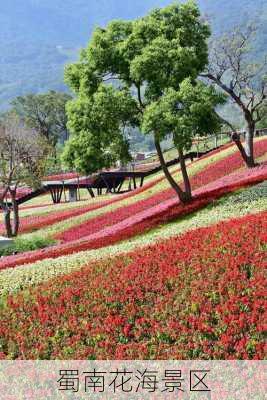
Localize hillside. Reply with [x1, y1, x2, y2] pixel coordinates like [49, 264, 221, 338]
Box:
[0, 0, 266, 109]
[0, 138, 266, 359]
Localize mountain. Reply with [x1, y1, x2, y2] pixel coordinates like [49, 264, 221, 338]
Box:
[0, 0, 266, 110]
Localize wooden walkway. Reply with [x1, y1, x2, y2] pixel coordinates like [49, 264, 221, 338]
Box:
[2, 128, 267, 209]
[0, 143, 245, 208]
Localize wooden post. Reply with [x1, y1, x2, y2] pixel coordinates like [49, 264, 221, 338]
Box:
[69, 188, 78, 202]
[63, 181, 67, 202]
[77, 176, 81, 201]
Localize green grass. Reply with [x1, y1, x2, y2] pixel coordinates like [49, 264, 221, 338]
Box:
[0, 236, 56, 257]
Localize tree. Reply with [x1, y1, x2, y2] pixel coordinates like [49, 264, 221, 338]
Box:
[0, 113, 50, 237]
[142, 79, 224, 199]
[62, 85, 134, 173]
[11, 90, 72, 151]
[202, 23, 267, 168]
[64, 1, 223, 203]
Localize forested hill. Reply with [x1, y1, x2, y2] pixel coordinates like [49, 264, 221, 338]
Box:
[0, 0, 266, 109]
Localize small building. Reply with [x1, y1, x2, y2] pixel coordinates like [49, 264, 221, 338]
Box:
[135, 152, 146, 161]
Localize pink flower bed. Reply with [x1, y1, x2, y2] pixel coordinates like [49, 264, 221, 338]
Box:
[0, 162, 266, 271]
[0, 188, 32, 201]
[57, 140, 267, 243]
[43, 172, 81, 181]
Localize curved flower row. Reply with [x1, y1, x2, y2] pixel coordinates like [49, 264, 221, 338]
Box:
[1, 180, 266, 294]
[0, 211, 265, 359]
[13, 142, 239, 239]
[0, 161, 266, 271]
[0, 168, 168, 234]
[57, 165, 267, 251]
[56, 140, 267, 242]
[43, 172, 81, 181]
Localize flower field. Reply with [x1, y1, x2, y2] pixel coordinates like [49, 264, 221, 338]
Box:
[2, 138, 263, 241]
[0, 138, 266, 361]
[0, 159, 266, 276]
[0, 211, 265, 360]
[56, 141, 267, 243]
[0, 180, 266, 294]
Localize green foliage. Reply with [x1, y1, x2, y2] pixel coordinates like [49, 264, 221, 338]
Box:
[142, 79, 225, 149]
[0, 236, 55, 257]
[11, 91, 72, 148]
[64, 1, 223, 175]
[62, 84, 135, 173]
[257, 103, 267, 129]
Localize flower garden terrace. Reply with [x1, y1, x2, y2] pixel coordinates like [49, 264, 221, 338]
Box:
[0, 136, 266, 360]
[0, 141, 229, 208]
[0, 136, 266, 264]
[0, 130, 266, 209]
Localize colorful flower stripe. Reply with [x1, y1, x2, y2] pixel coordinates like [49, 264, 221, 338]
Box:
[43, 172, 81, 181]
[0, 169, 170, 235]
[0, 198, 51, 213]
[0, 199, 116, 235]
[15, 143, 239, 240]
[0, 211, 265, 359]
[0, 141, 262, 237]
[0, 163, 266, 271]
[56, 139, 267, 242]
[59, 165, 267, 251]
[1, 181, 265, 295]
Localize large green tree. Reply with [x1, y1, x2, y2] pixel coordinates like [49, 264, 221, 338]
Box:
[11, 91, 72, 149]
[64, 1, 223, 203]
[62, 85, 134, 173]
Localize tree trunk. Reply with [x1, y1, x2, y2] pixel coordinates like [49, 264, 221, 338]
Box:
[232, 120, 256, 169]
[244, 119, 256, 168]
[0, 200, 13, 238]
[10, 191, 19, 237]
[154, 139, 191, 204]
[232, 132, 250, 165]
[178, 147, 192, 199]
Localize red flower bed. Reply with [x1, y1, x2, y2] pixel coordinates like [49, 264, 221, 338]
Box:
[59, 164, 267, 251]
[56, 140, 267, 242]
[0, 202, 107, 235]
[0, 163, 266, 271]
[0, 211, 265, 359]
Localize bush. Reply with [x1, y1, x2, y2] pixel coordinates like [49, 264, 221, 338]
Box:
[0, 237, 55, 257]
